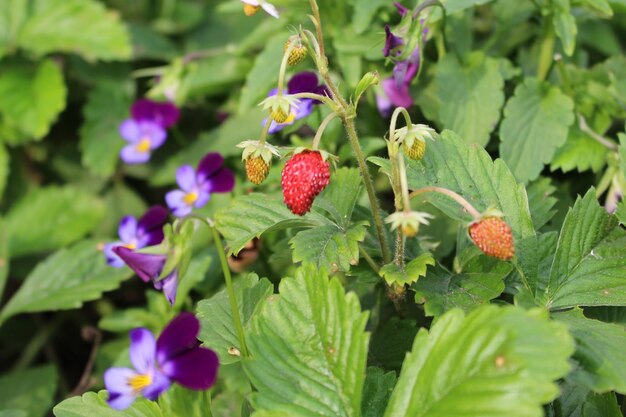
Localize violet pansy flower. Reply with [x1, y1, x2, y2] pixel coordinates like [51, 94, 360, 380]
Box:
[264, 72, 330, 134]
[105, 206, 169, 268]
[105, 313, 219, 410]
[166, 153, 235, 217]
[119, 120, 167, 164]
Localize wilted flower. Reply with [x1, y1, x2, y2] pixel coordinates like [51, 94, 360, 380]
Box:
[264, 72, 330, 134]
[105, 313, 219, 410]
[166, 153, 235, 217]
[385, 211, 434, 237]
[240, 0, 279, 18]
[105, 206, 169, 268]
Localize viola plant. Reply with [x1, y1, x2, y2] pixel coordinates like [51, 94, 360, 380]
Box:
[1, 0, 625, 417]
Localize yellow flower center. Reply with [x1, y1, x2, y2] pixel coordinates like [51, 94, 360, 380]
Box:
[243, 4, 260, 16]
[135, 137, 151, 153]
[128, 374, 152, 393]
[283, 112, 296, 124]
[183, 191, 198, 205]
[124, 242, 137, 250]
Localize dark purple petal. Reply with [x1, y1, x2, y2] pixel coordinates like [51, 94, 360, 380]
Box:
[156, 313, 201, 365]
[131, 99, 180, 129]
[129, 328, 156, 374]
[118, 216, 138, 244]
[136, 206, 168, 246]
[394, 1, 409, 16]
[382, 77, 413, 108]
[383, 26, 404, 57]
[141, 372, 171, 400]
[204, 168, 235, 193]
[161, 347, 219, 390]
[113, 247, 167, 283]
[104, 367, 138, 410]
[287, 72, 319, 95]
[313, 85, 331, 104]
[196, 153, 225, 184]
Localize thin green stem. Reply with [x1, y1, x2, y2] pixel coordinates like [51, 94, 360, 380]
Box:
[537, 21, 555, 81]
[290, 92, 336, 108]
[308, 0, 326, 67]
[312, 112, 338, 150]
[359, 244, 380, 274]
[388, 107, 413, 145]
[258, 112, 273, 146]
[277, 42, 296, 96]
[409, 186, 481, 219]
[204, 390, 213, 417]
[398, 153, 412, 212]
[577, 113, 618, 150]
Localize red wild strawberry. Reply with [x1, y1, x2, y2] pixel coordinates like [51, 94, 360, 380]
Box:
[281, 150, 330, 215]
[468, 217, 515, 260]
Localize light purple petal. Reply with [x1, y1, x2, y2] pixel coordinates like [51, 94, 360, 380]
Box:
[156, 313, 201, 365]
[136, 206, 169, 246]
[131, 99, 180, 129]
[129, 328, 157, 374]
[104, 367, 138, 410]
[294, 99, 314, 120]
[376, 90, 393, 118]
[118, 216, 138, 244]
[196, 153, 225, 184]
[160, 270, 178, 305]
[120, 144, 151, 164]
[105, 242, 125, 268]
[382, 77, 413, 109]
[113, 247, 167, 283]
[204, 168, 235, 193]
[161, 348, 219, 390]
[165, 190, 193, 217]
[287, 72, 319, 95]
[267, 87, 278, 97]
[175, 165, 197, 192]
[261, 2, 279, 18]
[264, 118, 284, 134]
[119, 119, 141, 143]
[138, 121, 167, 149]
[141, 372, 171, 400]
[194, 190, 211, 209]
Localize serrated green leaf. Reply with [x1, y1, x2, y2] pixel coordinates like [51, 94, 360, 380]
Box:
[551, 127, 608, 173]
[0, 365, 57, 417]
[80, 79, 134, 177]
[245, 266, 369, 417]
[499, 77, 575, 183]
[544, 190, 626, 309]
[53, 391, 163, 417]
[553, 308, 626, 393]
[436, 52, 504, 146]
[413, 256, 511, 317]
[526, 177, 558, 229]
[384, 305, 574, 417]
[314, 168, 363, 227]
[0, 144, 7, 201]
[616, 201, 626, 226]
[5, 186, 105, 257]
[0, 240, 132, 324]
[18, 0, 131, 61]
[0, 59, 67, 143]
[551, 379, 623, 417]
[553, 0, 578, 56]
[215, 193, 327, 255]
[379, 253, 435, 286]
[361, 367, 396, 417]
[197, 274, 273, 364]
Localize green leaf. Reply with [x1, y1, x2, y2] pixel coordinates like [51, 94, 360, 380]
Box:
[18, 0, 131, 61]
[0, 144, 7, 201]
[5, 186, 105, 257]
[314, 168, 363, 227]
[245, 266, 369, 417]
[526, 177, 558, 229]
[196, 273, 273, 364]
[0, 0, 27, 59]
[384, 306, 574, 417]
[574, 0, 613, 16]
[0, 365, 57, 417]
[0, 240, 132, 324]
[127, 23, 179, 60]
[553, 0, 578, 56]
[544, 190, 626, 309]
[0, 60, 67, 143]
[499, 77, 575, 183]
[435, 52, 505, 146]
[551, 127, 608, 173]
[80, 79, 134, 177]
[177, 55, 252, 102]
[353, 0, 389, 33]
[290, 222, 367, 273]
[369, 318, 418, 371]
[616, 201, 626, 226]
[53, 391, 163, 417]
[440, 0, 493, 13]
[0, 217, 7, 301]
[413, 256, 511, 317]
[553, 308, 626, 394]
[551, 379, 623, 417]
[215, 193, 326, 256]
[379, 253, 435, 286]
[361, 368, 397, 417]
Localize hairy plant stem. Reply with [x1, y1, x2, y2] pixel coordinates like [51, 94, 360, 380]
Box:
[289, 92, 336, 108]
[277, 42, 296, 96]
[409, 186, 481, 219]
[537, 21, 555, 81]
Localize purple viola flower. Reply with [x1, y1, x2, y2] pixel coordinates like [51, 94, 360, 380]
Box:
[166, 153, 235, 217]
[113, 247, 179, 305]
[383, 25, 404, 57]
[119, 119, 167, 164]
[105, 206, 169, 268]
[105, 313, 219, 410]
[376, 78, 414, 118]
[131, 99, 180, 129]
[264, 72, 330, 134]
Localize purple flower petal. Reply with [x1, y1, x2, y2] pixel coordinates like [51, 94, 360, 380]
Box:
[132, 99, 180, 129]
[267, 87, 278, 97]
[204, 168, 235, 193]
[382, 77, 413, 109]
[119, 119, 141, 143]
[175, 165, 197, 192]
[156, 313, 201, 364]
[118, 216, 138, 244]
[265, 118, 284, 134]
[120, 144, 151, 164]
[394, 1, 409, 16]
[294, 99, 314, 120]
[165, 190, 193, 217]
[105, 242, 126, 268]
[383, 26, 404, 57]
[129, 328, 157, 374]
[104, 367, 139, 410]
[160, 270, 179, 305]
[376, 89, 393, 118]
[196, 153, 225, 184]
[161, 347, 219, 390]
[287, 72, 319, 95]
[141, 371, 171, 400]
[113, 247, 167, 283]
[136, 206, 169, 246]
[313, 85, 331, 103]
[139, 121, 167, 149]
